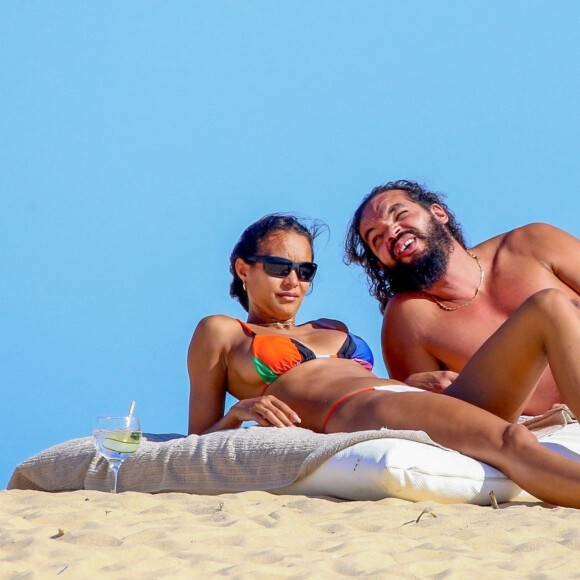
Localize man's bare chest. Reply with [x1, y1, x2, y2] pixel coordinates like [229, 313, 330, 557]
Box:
[422, 306, 505, 370]
[422, 264, 574, 369]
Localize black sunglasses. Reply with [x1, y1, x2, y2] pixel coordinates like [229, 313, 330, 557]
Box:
[246, 255, 318, 282]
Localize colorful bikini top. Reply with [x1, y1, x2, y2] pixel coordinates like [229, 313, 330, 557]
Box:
[237, 319, 374, 392]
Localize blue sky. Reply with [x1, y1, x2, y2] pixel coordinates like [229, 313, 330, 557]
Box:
[3, 2, 580, 487]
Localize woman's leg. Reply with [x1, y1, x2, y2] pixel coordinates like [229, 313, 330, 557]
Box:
[328, 389, 580, 508]
[443, 289, 580, 422]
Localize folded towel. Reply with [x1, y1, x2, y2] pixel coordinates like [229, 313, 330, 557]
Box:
[520, 405, 577, 438]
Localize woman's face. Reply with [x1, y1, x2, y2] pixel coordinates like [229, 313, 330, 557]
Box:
[238, 230, 314, 322]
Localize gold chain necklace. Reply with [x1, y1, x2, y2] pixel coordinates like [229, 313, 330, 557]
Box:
[259, 320, 296, 329]
[427, 252, 485, 312]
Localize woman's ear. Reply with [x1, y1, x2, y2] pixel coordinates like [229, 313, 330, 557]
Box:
[431, 203, 449, 225]
[234, 258, 248, 284]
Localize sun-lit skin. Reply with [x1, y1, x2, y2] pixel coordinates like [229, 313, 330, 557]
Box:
[359, 188, 580, 415]
[188, 226, 391, 436]
[187, 214, 580, 508]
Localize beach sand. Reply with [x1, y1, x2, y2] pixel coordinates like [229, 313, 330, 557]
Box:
[2, 490, 580, 579]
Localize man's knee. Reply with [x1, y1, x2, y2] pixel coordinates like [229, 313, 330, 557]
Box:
[527, 288, 570, 310]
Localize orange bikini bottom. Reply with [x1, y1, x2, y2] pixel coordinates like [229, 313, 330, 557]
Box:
[322, 387, 375, 432]
[321, 384, 428, 432]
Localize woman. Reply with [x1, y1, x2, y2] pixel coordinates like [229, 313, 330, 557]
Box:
[188, 213, 580, 508]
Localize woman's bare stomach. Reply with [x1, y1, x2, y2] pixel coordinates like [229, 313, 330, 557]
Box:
[264, 358, 421, 431]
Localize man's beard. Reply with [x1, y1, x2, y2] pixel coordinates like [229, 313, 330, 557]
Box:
[383, 218, 453, 294]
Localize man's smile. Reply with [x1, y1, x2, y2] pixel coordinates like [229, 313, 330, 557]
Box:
[392, 232, 419, 260]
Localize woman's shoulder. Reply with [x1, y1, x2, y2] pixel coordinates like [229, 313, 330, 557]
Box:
[194, 314, 242, 335]
[189, 314, 245, 358]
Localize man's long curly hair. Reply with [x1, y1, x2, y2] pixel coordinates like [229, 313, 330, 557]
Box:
[344, 180, 467, 313]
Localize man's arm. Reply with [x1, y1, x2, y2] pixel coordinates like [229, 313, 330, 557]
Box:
[381, 297, 452, 391]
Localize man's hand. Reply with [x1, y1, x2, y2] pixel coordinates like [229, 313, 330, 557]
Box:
[405, 370, 458, 393]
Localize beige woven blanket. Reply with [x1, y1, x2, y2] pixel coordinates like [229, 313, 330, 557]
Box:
[7, 426, 436, 494]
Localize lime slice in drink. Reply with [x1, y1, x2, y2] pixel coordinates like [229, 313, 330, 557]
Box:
[102, 429, 141, 454]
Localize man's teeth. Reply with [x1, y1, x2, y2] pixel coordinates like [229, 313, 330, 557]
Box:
[393, 236, 415, 257]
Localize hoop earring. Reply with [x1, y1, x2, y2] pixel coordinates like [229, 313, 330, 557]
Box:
[242, 281, 246, 292]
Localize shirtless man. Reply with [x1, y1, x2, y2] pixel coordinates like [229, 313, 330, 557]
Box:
[345, 179, 580, 415]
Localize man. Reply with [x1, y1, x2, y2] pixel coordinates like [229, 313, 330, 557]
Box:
[345, 179, 580, 415]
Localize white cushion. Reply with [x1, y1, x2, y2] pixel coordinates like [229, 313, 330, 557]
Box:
[277, 422, 580, 505]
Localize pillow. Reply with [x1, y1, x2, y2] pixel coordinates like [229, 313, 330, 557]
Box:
[277, 437, 519, 504]
[277, 422, 580, 504]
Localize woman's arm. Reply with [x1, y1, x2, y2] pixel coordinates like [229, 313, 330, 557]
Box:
[187, 315, 301, 435]
[187, 315, 233, 435]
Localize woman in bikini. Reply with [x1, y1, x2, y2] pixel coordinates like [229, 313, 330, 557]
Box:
[188, 213, 580, 508]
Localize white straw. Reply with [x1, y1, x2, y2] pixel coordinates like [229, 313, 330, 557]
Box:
[126, 401, 136, 428]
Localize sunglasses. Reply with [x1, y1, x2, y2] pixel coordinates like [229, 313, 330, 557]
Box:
[246, 255, 318, 282]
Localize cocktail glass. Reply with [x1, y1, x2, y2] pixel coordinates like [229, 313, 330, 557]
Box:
[93, 415, 141, 493]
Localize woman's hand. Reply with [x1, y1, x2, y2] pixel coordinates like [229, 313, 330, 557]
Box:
[227, 395, 302, 428]
[405, 370, 458, 393]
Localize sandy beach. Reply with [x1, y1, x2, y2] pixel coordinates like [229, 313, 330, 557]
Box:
[2, 490, 580, 579]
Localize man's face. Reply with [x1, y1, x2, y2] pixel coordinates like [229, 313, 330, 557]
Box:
[359, 189, 453, 292]
[382, 215, 453, 294]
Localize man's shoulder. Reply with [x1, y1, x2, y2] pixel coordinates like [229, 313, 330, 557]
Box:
[385, 291, 431, 312]
[474, 223, 558, 258]
[381, 293, 445, 376]
[504, 222, 558, 245]
[383, 293, 436, 334]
